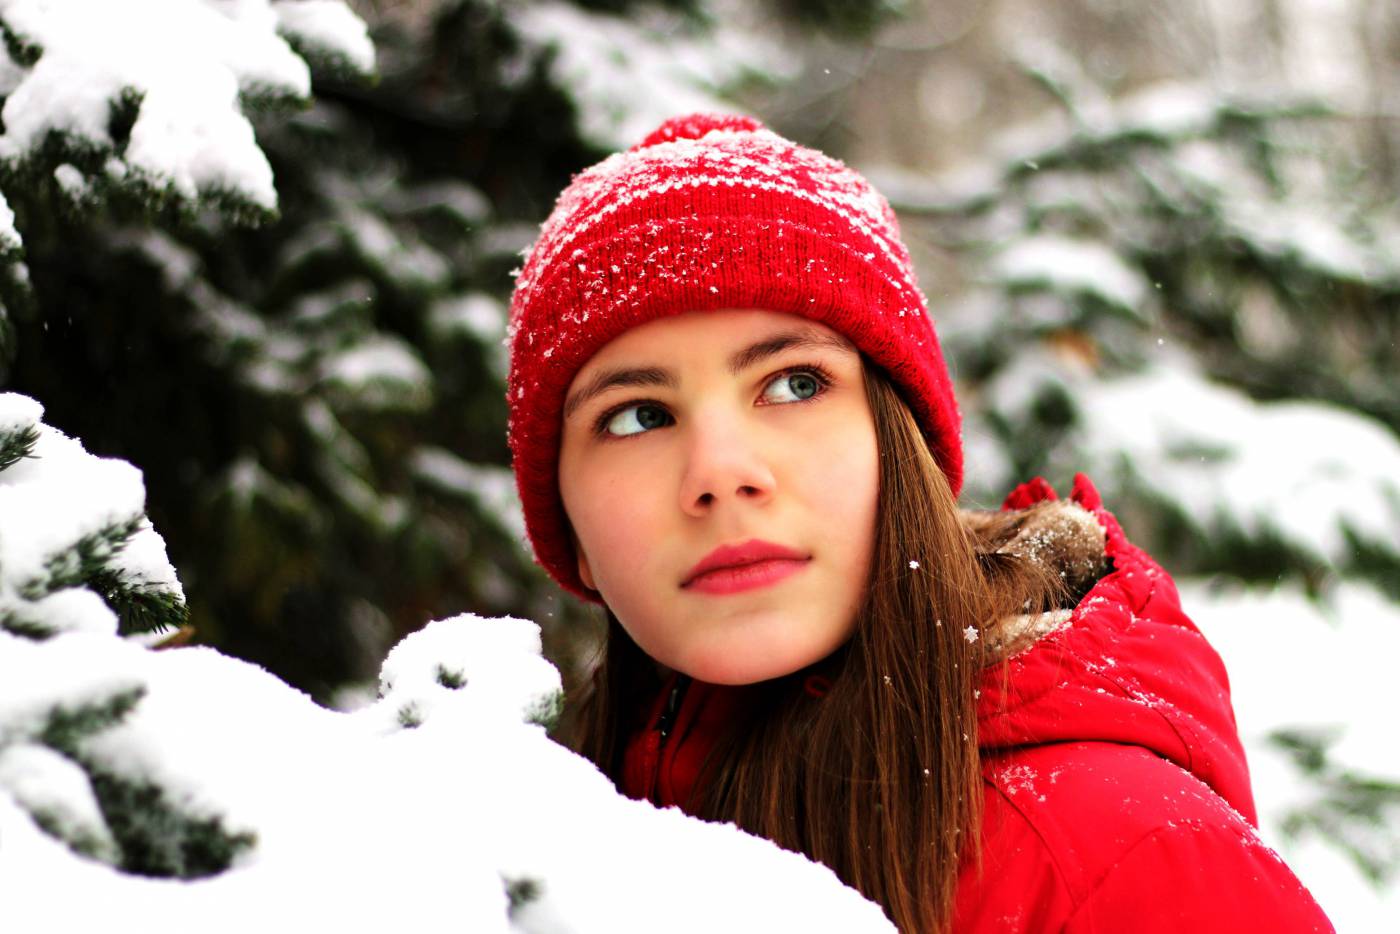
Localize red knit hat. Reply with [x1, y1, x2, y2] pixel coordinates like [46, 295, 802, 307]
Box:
[507, 113, 962, 600]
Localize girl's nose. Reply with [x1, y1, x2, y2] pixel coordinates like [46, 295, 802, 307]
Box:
[677, 414, 776, 517]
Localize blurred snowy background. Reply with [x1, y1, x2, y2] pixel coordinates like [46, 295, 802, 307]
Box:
[0, 0, 1395, 929]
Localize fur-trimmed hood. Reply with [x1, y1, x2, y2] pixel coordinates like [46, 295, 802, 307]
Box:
[952, 476, 1328, 931]
[972, 474, 1256, 823]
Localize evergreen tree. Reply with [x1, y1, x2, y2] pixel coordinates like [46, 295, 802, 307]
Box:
[0, 0, 890, 700]
[883, 50, 1400, 897]
[0, 392, 254, 879]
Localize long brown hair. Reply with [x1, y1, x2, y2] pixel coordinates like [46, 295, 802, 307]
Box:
[563, 363, 1067, 932]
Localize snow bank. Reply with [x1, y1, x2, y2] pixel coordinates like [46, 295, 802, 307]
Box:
[1, 613, 894, 932]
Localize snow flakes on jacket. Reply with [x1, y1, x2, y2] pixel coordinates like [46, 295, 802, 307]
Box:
[622, 473, 1333, 932]
[955, 474, 1330, 932]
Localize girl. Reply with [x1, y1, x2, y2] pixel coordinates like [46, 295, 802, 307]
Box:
[505, 113, 1331, 932]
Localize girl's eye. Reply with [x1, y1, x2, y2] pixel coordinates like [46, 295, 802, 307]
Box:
[603, 403, 673, 437]
[761, 370, 826, 404]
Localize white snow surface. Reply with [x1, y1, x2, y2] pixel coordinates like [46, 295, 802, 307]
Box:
[1188, 578, 1400, 932]
[0, 390, 41, 434]
[0, 0, 371, 212]
[0, 615, 895, 932]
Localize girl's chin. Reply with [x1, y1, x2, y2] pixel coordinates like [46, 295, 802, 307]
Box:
[674, 641, 835, 686]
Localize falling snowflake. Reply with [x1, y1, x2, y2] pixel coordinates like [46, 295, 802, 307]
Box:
[963, 626, 979, 644]
[908, 559, 920, 569]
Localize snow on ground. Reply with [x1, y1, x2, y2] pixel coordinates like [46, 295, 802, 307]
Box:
[1187, 578, 1400, 932]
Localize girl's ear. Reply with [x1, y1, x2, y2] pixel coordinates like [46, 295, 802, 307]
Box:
[571, 532, 598, 591]
[577, 549, 597, 591]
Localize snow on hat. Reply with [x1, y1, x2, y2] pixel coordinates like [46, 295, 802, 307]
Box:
[507, 112, 962, 600]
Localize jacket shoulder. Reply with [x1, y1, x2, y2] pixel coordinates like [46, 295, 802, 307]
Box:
[956, 742, 1332, 933]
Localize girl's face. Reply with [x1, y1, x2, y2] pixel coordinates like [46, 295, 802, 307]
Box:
[558, 309, 880, 685]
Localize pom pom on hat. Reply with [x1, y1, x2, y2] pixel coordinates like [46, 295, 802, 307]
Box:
[632, 112, 765, 149]
[507, 112, 962, 600]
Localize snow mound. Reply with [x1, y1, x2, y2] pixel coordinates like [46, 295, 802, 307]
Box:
[1, 611, 894, 932]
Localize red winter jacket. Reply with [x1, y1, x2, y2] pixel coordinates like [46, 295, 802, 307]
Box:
[620, 474, 1333, 932]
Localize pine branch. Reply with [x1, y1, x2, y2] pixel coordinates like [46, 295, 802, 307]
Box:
[19, 515, 144, 601]
[84, 769, 257, 879]
[38, 685, 146, 753]
[0, 422, 39, 470]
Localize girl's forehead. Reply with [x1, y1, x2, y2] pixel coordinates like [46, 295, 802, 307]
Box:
[582, 308, 852, 366]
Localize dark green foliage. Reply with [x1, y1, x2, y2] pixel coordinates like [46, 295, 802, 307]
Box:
[2, 0, 578, 699]
[1272, 728, 1400, 885]
[0, 613, 56, 639]
[0, 421, 38, 469]
[8, 510, 187, 636]
[908, 57, 1400, 584]
[435, 664, 467, 689]
[84, 769, 258, 879]
[20, 515, 143, 600]
[0, 0, 914, 704]
[397, 702, 423, 729]
[0, 19, 41, 67]
[98, 579, 190, 637]
[31, 807, 116, 863]
[503, 873, 543, 916]
[770, 0, 905, 36]
[525, 688, 564, 731]
[39, 685, 146, 752]
[1343, 527, 1400, 603]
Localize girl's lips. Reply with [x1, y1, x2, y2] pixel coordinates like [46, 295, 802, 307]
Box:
[682, 556, 810, 595]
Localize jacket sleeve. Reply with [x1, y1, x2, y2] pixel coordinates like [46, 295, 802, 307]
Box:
[1062, 821, 1334, 934]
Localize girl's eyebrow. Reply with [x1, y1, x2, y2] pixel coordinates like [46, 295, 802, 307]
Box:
[562, 327, 854, 420]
